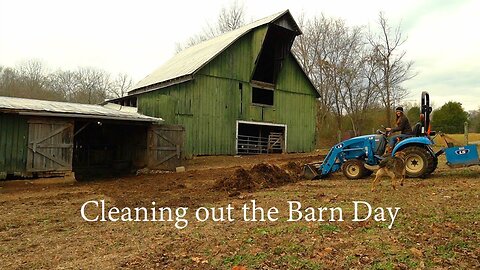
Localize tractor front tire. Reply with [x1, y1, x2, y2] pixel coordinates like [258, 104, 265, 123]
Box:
[402, 146, 435, 178]
[342, 159, 367, 180]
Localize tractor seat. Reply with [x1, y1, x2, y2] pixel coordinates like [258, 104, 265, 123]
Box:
[395, 122, 421, 144]
[412, 122, 422, 137]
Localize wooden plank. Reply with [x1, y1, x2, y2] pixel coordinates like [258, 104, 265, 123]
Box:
[35, 143, 73, 148]
[32, 124, 72, 144]
[28, 146, 70, 168]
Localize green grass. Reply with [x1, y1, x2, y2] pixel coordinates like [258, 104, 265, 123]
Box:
[278, 255, 323, 270]
[223, 252, 268, 267]
[318, 223, 340, 233]
[370, 261, 395, 270]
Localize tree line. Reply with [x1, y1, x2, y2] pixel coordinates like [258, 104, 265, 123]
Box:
[293, 12, 414, 136]
[0, 60, 132, 104]
[411, 101, 480, 134]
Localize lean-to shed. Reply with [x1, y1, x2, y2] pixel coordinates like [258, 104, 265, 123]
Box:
[0, 96, 184, 180]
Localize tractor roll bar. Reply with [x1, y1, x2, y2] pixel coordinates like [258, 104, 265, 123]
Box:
[421, 91, 432, 135]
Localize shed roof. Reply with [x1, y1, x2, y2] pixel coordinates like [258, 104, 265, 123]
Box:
[0, 96, 163, 122]
[129, 10, 301, 95]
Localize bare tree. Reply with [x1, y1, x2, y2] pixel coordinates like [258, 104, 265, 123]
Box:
[367, 12, 415, 125]
[340, 49, 381, 135]
[74, 67, 109, 104]
[16, 59, 49, 90]
[293, 15, 379, 134]
[49, 70, 78, 101]
[0, 67, 20, 97]
[15, 59, 52, 98]
[217, 0, 245, 33]
[175, 1, 246, 52]
[108, 73, 133, 99]
[293, 15, 336, 126]
[4, 60, 63, 100]
[1, 60, 135, 104]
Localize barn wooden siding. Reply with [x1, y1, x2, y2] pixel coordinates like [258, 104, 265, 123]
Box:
[138, 25, 317, 156]
[0, 114, 28, 179]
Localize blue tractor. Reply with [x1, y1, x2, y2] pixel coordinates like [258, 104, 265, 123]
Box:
[304, 92, 439, 179]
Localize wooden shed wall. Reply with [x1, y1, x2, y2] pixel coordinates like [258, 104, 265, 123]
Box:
[0, 114, 28, 178]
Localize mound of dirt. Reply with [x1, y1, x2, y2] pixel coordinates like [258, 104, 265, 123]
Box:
[214, 163, 299, 192]
[281, 161, 304, 176]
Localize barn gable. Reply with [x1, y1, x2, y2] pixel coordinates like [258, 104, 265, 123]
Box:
[115, 10, 319, 156]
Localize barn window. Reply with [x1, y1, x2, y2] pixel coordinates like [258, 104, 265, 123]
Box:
[252, 87, 273, 106]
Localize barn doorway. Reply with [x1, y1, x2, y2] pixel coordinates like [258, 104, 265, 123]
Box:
[236, 121, 286, 155]
[72, 120, 148, 180]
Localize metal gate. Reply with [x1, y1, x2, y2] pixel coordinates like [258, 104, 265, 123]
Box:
[147, 124, 184, 170]
[27, 119, 74, 173]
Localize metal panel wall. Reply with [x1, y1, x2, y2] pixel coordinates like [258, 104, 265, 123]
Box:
[0, 114, 28, 179]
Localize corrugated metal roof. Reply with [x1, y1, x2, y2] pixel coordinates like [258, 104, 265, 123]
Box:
[0, 96, 163, 122]
[130, 10, 295, 94]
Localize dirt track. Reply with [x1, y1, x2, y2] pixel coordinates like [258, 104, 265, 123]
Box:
[1, 152, 479, 269]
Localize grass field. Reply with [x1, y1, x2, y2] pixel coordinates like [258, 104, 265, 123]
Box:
[1, 153, 479, 269]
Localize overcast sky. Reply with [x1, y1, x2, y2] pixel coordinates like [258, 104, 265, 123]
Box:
[1, 0, 478, 110]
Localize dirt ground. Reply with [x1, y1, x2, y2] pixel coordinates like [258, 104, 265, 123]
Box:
[1, 151, 479, 269]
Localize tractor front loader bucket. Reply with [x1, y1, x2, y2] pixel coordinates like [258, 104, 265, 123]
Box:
[303, 162, 322, 180]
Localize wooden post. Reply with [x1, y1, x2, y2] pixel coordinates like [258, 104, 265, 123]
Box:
[464, 122, 469, 145]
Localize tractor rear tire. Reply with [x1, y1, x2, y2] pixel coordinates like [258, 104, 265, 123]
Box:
[401, 146, 435, 178]
[342, 159, 367, 180]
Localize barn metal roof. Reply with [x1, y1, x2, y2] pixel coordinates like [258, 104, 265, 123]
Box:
[0, 96, 163, 122]
[129, 10, 300, 95]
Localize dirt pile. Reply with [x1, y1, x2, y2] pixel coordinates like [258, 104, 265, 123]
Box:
[214, 162, 300, 192]
[282, 161, 304, 175]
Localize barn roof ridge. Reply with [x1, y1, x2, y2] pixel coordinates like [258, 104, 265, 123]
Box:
[127, 10, 298, 95]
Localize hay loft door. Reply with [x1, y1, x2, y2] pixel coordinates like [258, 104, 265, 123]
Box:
[148, 125, 184, 170]
[27, 119, 74, 173]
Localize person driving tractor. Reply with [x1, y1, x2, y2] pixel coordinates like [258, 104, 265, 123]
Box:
[384, 106, 412, 155]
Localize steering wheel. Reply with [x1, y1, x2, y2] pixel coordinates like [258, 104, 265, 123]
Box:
[376, 125, 391, 136]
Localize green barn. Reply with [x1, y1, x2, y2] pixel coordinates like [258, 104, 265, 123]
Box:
[114, 10, 319, 156]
